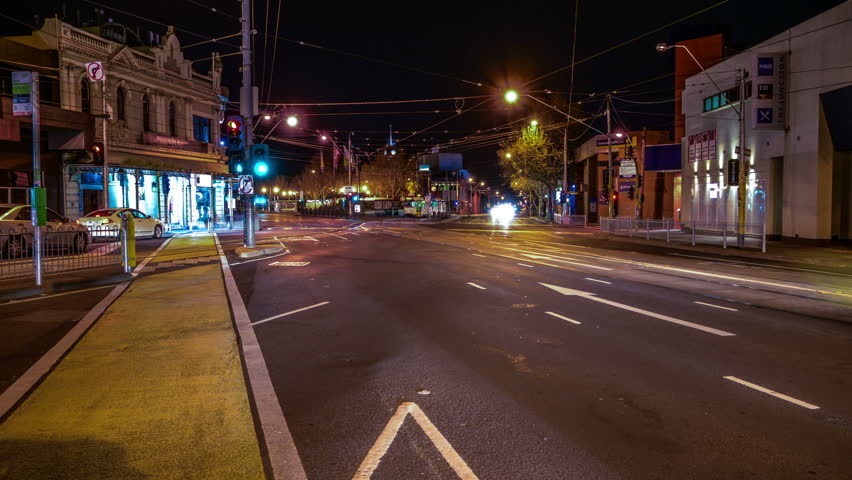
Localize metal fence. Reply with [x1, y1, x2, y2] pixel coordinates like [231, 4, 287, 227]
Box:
[0, 224, 123, 280]
[601, 217, 766, 252]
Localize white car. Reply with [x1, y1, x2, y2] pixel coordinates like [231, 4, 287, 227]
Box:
[77, 208, 165, 239]
[0, 204, 90, 257]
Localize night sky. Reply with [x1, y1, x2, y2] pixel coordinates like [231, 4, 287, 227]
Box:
[4, 0, 848, 185]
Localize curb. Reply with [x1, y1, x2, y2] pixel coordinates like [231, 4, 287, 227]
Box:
[235, 246, 285, 259]
[52, 273, 134, 292]
[0, 286, 44, 302]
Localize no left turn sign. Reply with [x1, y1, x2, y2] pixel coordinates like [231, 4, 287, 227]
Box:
[238, 175, 254, 195]
[85, 62, 105, 82]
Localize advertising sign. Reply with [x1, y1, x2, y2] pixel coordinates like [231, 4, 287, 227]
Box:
[12, 71, 33, 116]
[752, 52, 787, 130]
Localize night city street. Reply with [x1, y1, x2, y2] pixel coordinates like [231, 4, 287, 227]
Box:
[2, 0, 852, 479]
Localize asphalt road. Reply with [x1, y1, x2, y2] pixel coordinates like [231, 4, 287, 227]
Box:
[222, 214, 852, 480]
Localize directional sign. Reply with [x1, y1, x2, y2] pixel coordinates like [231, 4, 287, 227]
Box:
[85, 61, 105, 82]
[238, 175, 254, 195]
[353, 402, 479, 479]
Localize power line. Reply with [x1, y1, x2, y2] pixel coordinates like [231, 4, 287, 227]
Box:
[255, 95, 493, 107]
[522, 0, 730, 87]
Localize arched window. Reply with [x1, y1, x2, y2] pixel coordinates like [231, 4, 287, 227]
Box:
[80, 79, 90, 113]
[168, 100, 176, 137]
[116, 87, 126, 122]
[142, 94, 150, 131]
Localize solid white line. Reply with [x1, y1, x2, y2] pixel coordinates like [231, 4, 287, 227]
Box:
[723, 376, 820, 410]
[131, 235, 176, 276]
[466, 282, 486, 290]
[351, 232, 360, 236]
[251, 301, 331, 326]
[694, 301, 738, 312]
[585, 278, 611, 284]
[669, 253, 852, 277]
[229, 251, 290, 266]
[517, 263, 534, 268]
[306, 236, 319, 242]
[471, 254, 487, 258]
[330, 234, 349, 240]
[213, 234, 308, 480]
[0, 281, 130, 418]
[545, 311, 581, 325]
[0, 284, 115, 306]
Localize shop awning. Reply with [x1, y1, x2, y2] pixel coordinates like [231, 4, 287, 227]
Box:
[644, 143, 682, 171]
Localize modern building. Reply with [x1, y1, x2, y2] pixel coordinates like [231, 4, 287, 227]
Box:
[1, 18, 232, 229]
[681, 1, 852, 240]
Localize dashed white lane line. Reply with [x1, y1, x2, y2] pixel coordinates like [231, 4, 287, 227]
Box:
[330, 234, 349, 240]
[585, 278, 611, 285]
[252, 301, 331, 326]
[471, 254, 487, 258]
[466, 282, 486, 290]
[723, 376, 820, 410]
[694, 301, 738, 312]
[545, 311, 581, 325]
[517, 263, 534, 268]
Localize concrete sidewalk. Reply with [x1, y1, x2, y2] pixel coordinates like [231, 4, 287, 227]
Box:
[0, 234, 265, 479]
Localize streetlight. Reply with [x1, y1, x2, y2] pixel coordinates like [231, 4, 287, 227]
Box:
[263, 114, 272, 121]
[286, 115, 298, 127]
[273, 186, 280, 194]
[504, 89, 519, 104]
[530, 120, 539, 127]
[657, 41, 746, 246]
[505, 153, 512, 159]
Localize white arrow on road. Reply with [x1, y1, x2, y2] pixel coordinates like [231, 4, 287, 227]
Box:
[538, 283, 735, 337]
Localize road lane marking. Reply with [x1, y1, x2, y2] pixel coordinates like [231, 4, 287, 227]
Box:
[539, 283, 736, 337]
[723, 376, 820, 410]
[585, 278, 611, 284]
[353, 402, 479, 480]
[466, 282, 486, 290]
[694, 301, 738, 311]
[669, 253, 852, 277]
[471, 254, 487, 258]
[0, 284, 115, 306]
[517, 263, 534, 268]
[545, 311, 581, 325]
[251, 301, 331, 326]
[269, 261, 311, 267]
[213, 235, 308, 479]
[131, 235, 177, 277]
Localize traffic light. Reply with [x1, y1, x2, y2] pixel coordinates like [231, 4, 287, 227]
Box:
[90, 142, 104, 164]
[727, 159, 739, 185]
[612, 191, 618, 202]
[627, 186, 635, 200]
[224, 115, 244, 153]
[626, 145, 635, 158]
[251, 144, 270, 176]
[228, 153, 244, 174]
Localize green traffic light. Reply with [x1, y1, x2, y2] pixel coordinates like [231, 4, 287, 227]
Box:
[254, 162, 269, 176]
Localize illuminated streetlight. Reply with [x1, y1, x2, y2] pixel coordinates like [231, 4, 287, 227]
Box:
[263, 114, 272, 121]
[273, 186, 280, 193]
[286, 115, 298, 127]
[505, 153, 512, 159]
[531, 120, 538, 126]
[311, 169, 316, 174]
[480, 182, 485, 186]
[261, 187, 268, 193]
[504, 89, 519, 104]
[615, 132, 624, 138]
[321, 135, 327, 141]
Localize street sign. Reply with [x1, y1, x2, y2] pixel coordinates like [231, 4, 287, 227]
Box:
[418, 164, 430, 172]
[11, 71, 33, 116]
[619, 159, 637, 178]
[238, 175, 254, 195]
[341, 185, 356, 194]
[735, 146, 752, 157]
[85, 61, 105, 82]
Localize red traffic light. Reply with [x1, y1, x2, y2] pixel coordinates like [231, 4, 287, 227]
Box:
[227, 119, 241, 133]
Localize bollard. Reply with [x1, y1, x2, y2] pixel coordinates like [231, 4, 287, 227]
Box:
[666, 218, 670, 243]
[646, 219, 650, 240]
[691, 219, 696, 246]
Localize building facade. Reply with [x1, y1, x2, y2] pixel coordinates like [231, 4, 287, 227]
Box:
[681, 1, 852, 240]
[2, 19, 232, 229]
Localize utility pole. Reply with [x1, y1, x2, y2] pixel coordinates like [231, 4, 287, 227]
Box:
[100, 79, 109, 210]
[737, 68, 747, 247]
[606, 95, 614, 218]
[241, 0, 256, 247]
[31, 72, 43, 286]
[563, 127, 568, 221]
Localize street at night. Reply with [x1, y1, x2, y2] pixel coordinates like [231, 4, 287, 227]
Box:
[2, 0, 852, 478]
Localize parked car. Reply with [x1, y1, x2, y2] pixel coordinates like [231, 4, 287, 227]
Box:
[77, 208, 165, 239]
[0, 204, 90, 258]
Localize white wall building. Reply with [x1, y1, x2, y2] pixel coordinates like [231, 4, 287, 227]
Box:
[681, 1, 852, 240]
[5, 19, 232, 229]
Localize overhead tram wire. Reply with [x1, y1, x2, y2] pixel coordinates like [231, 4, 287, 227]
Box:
[265, 0, 283, 104]
[259, 0, 270, 104]
[522, 0, 730, 88]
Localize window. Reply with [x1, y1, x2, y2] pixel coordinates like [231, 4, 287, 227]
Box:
[46, 209, 65, 223]
[192, 116, 211, 143]
[116, 87, 126, 122]
[131, 210, 148, 219]
[80, 79, 90, 113]
[702, 82, 753, 113]
[168, 101, 177, 137]
[142, 94, 151, 131]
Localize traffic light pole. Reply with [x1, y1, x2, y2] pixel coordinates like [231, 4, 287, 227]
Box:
[606, 95, 614, 218]
[241, 0, 255, 247]
[737, 68, 747, 248]
[100, 79, 109, 210]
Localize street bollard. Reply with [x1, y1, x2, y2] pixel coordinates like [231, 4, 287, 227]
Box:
[762, 222, 767, 253]
[691, 219, 696, 246]
[666, 218, 670, 243]
[646, 219, 650, 240]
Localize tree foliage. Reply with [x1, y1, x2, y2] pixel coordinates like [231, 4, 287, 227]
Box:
[361, 154, 416, 199]
[498, 124, 562, 219]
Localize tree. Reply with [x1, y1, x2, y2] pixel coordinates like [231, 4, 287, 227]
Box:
[498, 124, 562, 220]
[361, 153, 416, 199]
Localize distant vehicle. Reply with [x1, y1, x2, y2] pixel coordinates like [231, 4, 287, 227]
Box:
[77, 208, 165, 239]
[0, 204, 90, 257]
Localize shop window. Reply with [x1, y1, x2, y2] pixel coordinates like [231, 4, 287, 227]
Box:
[193, 116, 210, 143]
